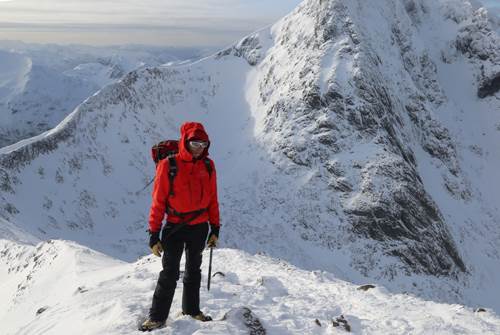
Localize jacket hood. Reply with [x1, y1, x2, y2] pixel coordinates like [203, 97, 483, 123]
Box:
[178, 121, 210, 161]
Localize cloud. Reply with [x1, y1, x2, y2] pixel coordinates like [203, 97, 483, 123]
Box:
[0, 0, 289, 25]
[0, 0, 302, 46]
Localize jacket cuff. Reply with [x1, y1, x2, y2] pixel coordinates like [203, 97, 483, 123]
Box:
[149, 231, 160, 248]
[209, 224, 220, 238]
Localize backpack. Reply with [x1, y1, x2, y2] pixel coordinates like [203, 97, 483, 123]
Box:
[151, 140, 179, 164]
[137, 140, 213, 196]
[150, 140, 212, 197]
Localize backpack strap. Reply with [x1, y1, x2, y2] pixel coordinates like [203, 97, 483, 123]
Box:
[204, 158, 212, 178]
[167, 155, 177, 197]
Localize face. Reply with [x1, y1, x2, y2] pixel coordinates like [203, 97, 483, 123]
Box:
[187, 140, 208, 158]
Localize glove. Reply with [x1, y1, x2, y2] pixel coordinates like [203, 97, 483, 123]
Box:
[207, 235, 218, 248]
[149, 231, 163, 257]
[207, 224, 219, 248]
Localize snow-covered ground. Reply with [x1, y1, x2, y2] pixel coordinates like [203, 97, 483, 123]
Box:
[1, 238, 499, 335]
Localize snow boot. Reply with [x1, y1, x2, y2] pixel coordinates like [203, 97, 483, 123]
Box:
[183, 311, 213, 322]
[139, 318, 166, 331]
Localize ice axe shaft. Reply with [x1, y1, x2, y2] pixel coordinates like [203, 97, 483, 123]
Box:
[207, 247, 213, 291]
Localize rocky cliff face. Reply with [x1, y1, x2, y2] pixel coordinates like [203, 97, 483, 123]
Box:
[245, 0, 486, 278]
[0, 0, 499, 307]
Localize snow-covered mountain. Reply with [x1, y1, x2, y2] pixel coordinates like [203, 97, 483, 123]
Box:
[0, 42, 205, 147]
[1, 0, 500, 332]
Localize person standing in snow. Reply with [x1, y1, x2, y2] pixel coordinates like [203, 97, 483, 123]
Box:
[140, 122, 220, 331]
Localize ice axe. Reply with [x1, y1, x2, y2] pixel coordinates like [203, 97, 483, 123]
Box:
[207, 246, 213, 291]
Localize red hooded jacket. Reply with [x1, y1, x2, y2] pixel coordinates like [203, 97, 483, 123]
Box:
[148, 122, 220, 232]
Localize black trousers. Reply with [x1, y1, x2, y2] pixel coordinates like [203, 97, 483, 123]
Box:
[149, 222, 209, 322]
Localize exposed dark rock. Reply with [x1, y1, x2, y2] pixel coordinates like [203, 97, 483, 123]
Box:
[478, 72, 500, 98]
[36, 306, 48, 315]
[357, 284, 376, 291]
[216, 34, 262, 66]
[223, 307, 266, 335]
[455, 7, 500, 100]
[329, 177, 353, 192]
[346, 156, 466, 275]
[0, 121, 76, 171]
[305, 91, 323, 110]
[332, 315, 351, 332]
[76, 286, 88, 294]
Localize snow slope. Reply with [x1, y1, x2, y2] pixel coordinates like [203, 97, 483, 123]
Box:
[0, 43, 204, 147]
[0, 50, 31, 100]
[0, 0, 499, 325]
[1, 238, 499, 335]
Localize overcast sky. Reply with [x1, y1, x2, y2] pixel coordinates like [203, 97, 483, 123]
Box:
[0, 0, 302, 47]
[0, 0, 497, 47]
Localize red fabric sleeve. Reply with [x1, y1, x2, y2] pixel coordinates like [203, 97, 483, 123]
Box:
[148, 159, 169, 232]
[208, 161, 220, 227]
